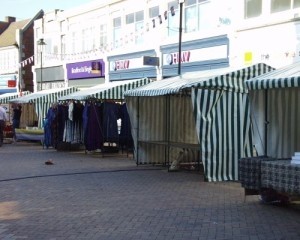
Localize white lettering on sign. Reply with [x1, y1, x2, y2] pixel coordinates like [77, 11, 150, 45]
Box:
[71, 66, 92, 74]
[163, 45, 228, 66]
[114, 60, 130, 71]
[166, 51, 191, 65]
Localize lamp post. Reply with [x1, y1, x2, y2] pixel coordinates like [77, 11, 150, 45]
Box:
[37, 38, 46, 91]
[178, 0, 185, 75]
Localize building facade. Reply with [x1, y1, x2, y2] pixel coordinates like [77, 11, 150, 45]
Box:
[0, 11, 43, 94]
[233, 0, 300, 68]
[33, 0, 300, 91]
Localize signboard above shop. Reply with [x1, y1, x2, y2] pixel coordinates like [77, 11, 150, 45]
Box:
[67, 59, 105, 80]
[0, 74, 17, 88]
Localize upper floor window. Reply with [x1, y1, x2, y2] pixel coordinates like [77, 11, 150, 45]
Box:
[168, 1, 179, 37]
[295, 0, 300, 8]
[184, 0, 212, 33]
[245, 0, 300, 19]
[271, 0, 300, 12]
[113, 17, 122, 48]
[125, 11, 144, 45]
[245, 0, 262, 18]
[149, 6, 160, 18]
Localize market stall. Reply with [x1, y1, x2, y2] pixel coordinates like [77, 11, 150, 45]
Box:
[239, 61, 300, 200]
[124, 63, 274, 182]
[9, 87, 79, 141]
[0, 91, 32, 142]
[55, 78, 153, 153]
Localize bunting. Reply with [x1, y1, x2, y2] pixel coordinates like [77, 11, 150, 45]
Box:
[17, 6, 177, 65]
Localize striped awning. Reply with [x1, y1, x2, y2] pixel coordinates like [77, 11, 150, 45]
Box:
[9, 87, 79, 128]
[58, 78, 153, 101]
[9, 87, 79, 104]
[246, 61, 300, 90]
[125, 63, 274, 96]
[0, 91, 31, 104]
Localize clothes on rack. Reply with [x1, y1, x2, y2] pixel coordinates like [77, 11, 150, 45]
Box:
[47, 100, 132, 154]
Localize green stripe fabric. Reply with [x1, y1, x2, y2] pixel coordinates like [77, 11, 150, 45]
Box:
[59, 78, 153, 101]
[9, 87, 79, 128]
[125, 63, 275, 97]
[125, 63, 274, 182]
[191, 63, 274, 181]
[246, 61, 300, 90]
[0, 91, 31, 103]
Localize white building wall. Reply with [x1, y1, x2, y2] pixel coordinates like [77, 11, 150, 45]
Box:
[0, 47, 18, 75]
[33, 0, 300, 86]
[233, 0, 300, 68]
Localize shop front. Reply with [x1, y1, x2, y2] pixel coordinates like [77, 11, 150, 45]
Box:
[66, 59, 105, 88]
[36, 65, 65, 91]
[108, 50, 157, 81]
[161, 35, 229, 78]
[0, 74, 18, 95]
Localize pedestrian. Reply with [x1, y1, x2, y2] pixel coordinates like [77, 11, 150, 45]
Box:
[0, 104, 8, 147]
[12, 104, 22, 140]
[12, 104, 22, 129]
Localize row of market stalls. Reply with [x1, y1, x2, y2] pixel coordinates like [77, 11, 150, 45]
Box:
[1, 78, 152, 149]
[2, 61, 299, 187]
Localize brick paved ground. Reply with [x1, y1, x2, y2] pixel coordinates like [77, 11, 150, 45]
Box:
[0, 141, 300, 240]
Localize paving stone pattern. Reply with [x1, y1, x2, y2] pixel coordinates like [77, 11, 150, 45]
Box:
[0, 141, 299, 240]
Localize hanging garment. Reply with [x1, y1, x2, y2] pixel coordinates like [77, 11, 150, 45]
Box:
[85, 103, 103, 151]
[119, 103, 133, 149]
[101, 102, 120, 143]
[57, 104, 68, 142]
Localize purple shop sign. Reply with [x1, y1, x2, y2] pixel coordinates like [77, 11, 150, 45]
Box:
[67, 59, 105, 80]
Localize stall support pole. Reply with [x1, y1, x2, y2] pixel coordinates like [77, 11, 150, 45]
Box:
[264, 90, 269, 156]
[136, 97, 140, 166]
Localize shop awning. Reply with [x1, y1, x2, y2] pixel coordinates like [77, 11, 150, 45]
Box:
[0, 91, 31, 104]
[58, 78, 153, 101]
[245, 61, 300, 90]
[124, 63, 274, 97]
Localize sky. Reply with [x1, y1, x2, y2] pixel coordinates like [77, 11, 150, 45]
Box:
[0, 0, 97, 21]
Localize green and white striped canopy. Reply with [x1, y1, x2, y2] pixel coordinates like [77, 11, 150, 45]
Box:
[246, 61, 300, 90]
[59, 78, 152, 101]
[125, 63, 274, 97]
[245, 61, 300, 159]
[0, 91, 31, 104]
[9, 87, 79, 128]
[9, 87, 78, 104]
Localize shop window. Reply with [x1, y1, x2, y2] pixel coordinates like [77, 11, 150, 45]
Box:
[245, 0, 262, 19]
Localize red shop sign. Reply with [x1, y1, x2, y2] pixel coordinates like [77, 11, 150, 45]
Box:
[7, 80, 16, 87]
